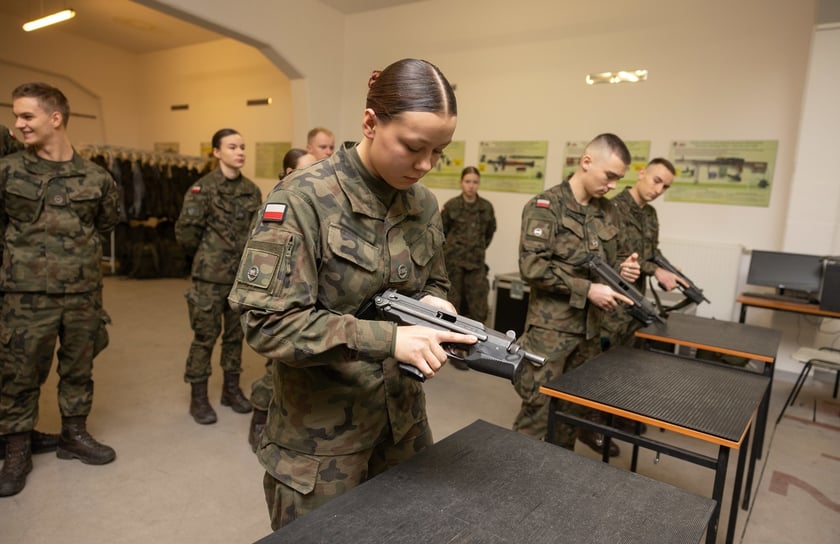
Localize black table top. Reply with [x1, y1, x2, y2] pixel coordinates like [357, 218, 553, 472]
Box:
[541, 347, 769, 447]
[256, 420, 715, 544]
[636, 312, 781, 362]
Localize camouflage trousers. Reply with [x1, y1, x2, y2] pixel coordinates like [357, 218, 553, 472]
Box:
[184, 280, 243, 383]
[262, 419, 433, 530]
[600, 312, 642, 351]
[250, 359, 274, 411]
[512, 326, 602, 448]
[446, 264, 489, 323]
[0, 290, 109, 434]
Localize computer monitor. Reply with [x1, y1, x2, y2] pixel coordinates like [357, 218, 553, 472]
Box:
[746, 250, 824, 299]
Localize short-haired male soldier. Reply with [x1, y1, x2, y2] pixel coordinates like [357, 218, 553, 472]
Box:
[305, 127, 335, 160]
[0, 83, 120, 497]
[601, 157, 684, 349]
[0, 124, 63, 462]
[513, 133, 640, 458]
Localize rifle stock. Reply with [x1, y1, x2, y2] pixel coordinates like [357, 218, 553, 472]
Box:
[370, 289, 545, 383]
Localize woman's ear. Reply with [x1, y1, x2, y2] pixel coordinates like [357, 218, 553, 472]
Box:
[361, 108, 377, 139]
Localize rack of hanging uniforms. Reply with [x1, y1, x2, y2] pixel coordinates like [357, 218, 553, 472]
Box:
[77, 145, 213, 279]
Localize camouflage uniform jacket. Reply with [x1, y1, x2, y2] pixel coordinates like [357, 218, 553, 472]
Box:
[0, 124, 23, 158]
[609, 187, 659, 293]
[600, 187, 660, 336]
[175, 168, 262, 284]
[519, 180, 628, 340]
[0, 148, 120, 293]
[441, 194, 496, 270]
[228, 143, 448, 457]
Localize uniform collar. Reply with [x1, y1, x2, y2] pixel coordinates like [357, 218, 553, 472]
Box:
[334, 143, 421, 220]
[22, 147, 86, 176]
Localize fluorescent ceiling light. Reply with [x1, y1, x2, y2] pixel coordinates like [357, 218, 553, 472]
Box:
[23, 9, 76, 32]
[586, 69, 648, 85]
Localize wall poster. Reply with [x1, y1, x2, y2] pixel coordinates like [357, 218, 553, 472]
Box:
[476, 140, 548, 194]
[421, 140, 466, 189]
[255, 141, 291, 179]
[667, 140, 777, 207]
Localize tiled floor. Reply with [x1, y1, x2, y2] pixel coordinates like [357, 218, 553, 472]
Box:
[1, 276, 838, 543]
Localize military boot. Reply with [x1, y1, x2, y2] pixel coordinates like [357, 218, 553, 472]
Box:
[56, 416, 116, 465]
[0, 429, 58, 460]
[190, 381, 217, 424]
[221, 372, 252, 414]
[577, 411, 620, 457]
[0, 432, 33, 497]
[248, 409, 268, 453]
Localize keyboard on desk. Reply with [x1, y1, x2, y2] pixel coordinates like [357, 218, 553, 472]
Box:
[742, 292, 817, 304]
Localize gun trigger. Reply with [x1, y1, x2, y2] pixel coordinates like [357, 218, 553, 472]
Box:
[444, 343, 469, 361]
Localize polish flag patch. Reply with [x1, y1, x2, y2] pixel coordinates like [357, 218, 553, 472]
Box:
[535, 198, 550, 208]
[191, 186, 202, 193]
[263, 203, 287, 223]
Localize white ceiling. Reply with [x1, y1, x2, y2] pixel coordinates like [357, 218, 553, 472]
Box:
[0, 0, 427, 54]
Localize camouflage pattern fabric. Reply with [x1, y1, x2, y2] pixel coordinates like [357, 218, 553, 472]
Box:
[175, 168, 262, 284]
[513, 326, 601, 446]
[250, 360, 274, 411]
[441, 195, 495, 322]
[445, 266, 490, 323]
[0, 149, 120, 293]
[512, 180, 629, 439]
[183, 280, 245, 382]
[0, 124, 23, 158]
[601, 187, 660, 348]
[228, 143, 448, 527]
[0, 149, 117, 435]
[0, 289, 108, 434]
[175, 168, 261, 381]
[261, 418, 432, 530]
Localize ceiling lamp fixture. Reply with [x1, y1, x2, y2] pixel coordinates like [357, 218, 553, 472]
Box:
[586, 69, 648, 85]
[23, 9, 76, 32]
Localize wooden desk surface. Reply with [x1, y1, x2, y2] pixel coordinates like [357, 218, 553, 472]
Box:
[257, 420, 715, 544]
[540, 347, 769, 448]
[737, 294, 840, 319]
[635, 312, 781, 363]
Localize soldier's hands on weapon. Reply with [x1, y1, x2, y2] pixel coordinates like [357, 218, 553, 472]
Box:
[653, 266, 689, 291]
[618, 252, 641, 282]
[417, 294, 456, 313]
[588, 282, 634, 311]
[393, 325, 477, 380]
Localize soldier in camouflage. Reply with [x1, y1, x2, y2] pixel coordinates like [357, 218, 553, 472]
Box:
[0, 83, 120, 497]
[175, 128, 262, 425]
[441, 166, 496, 330]
[247, 148, 317, 452]
[601, 158, 681, 349]
[0, 123, 61, 461]
[513, 133, 639, 458]
[228, 58, 475, 530]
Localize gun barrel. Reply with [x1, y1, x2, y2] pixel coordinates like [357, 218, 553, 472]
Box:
[523, 350, 546, 366]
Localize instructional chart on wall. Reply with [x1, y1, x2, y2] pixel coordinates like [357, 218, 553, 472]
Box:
[477, 140, 548, 194]
[562, 140, 651, 193]
[421, 141, 466, 189]
[667, 140, 777, 207]
[255, 141, 291, 179]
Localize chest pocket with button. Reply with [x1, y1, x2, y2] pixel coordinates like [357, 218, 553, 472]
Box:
[4, 174, 44, 223]
[66, 177, 102, 224]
